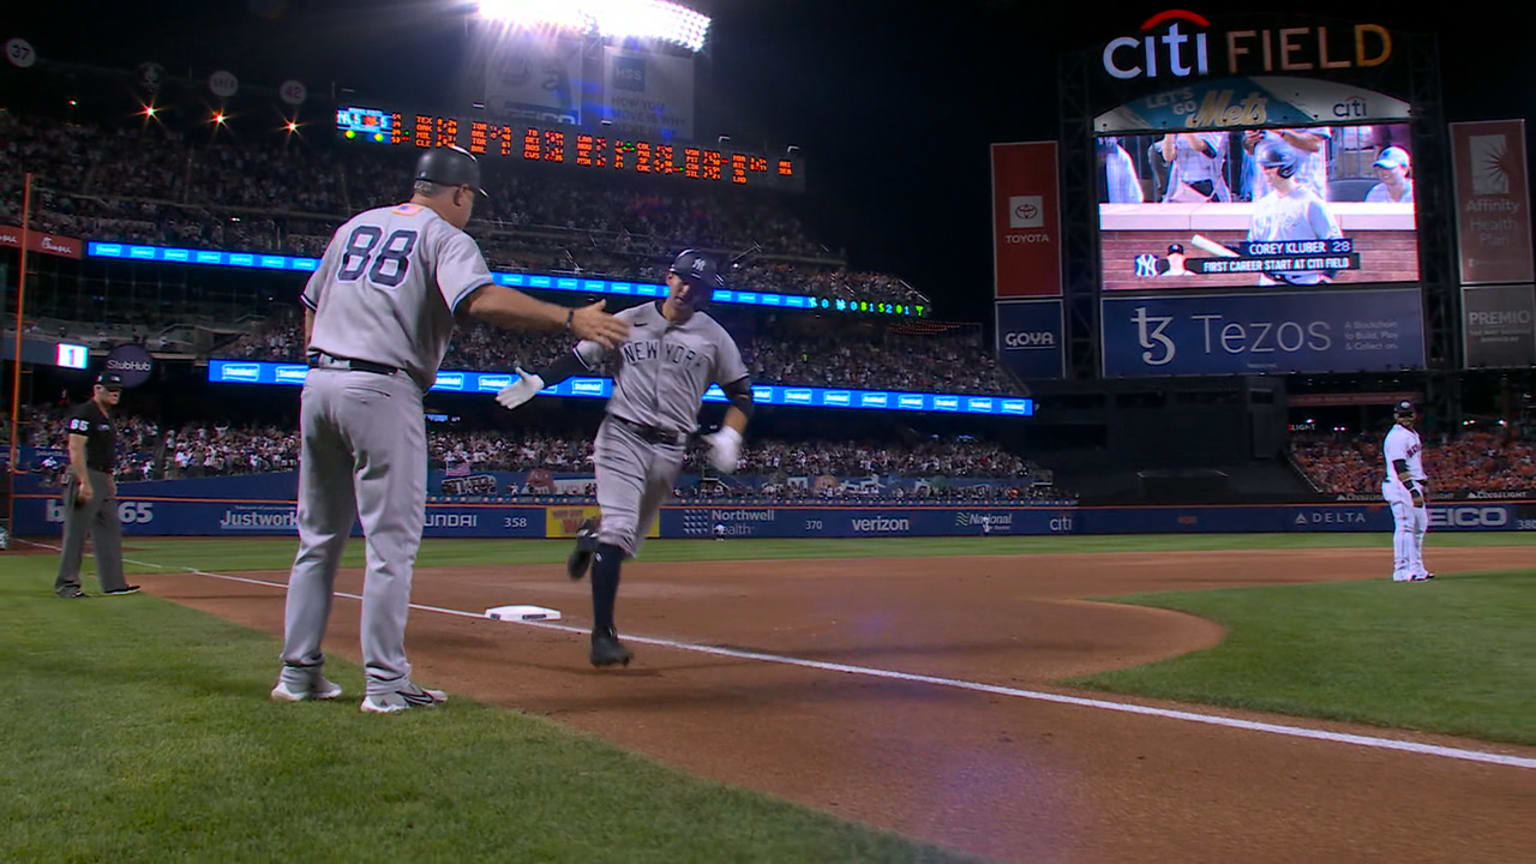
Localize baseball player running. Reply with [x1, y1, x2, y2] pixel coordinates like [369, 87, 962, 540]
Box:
[496, 250, 752, 666]
[273, 145, 628, 712]
[1382, 401, 1433, 582]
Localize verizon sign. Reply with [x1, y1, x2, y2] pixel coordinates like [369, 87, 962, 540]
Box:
[0, 225, 85, 260]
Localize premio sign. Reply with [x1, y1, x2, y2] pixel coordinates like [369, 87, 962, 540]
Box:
[1102, 9, 1392, 81]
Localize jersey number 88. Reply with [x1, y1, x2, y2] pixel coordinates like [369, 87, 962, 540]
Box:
[337, 226, 418, 288]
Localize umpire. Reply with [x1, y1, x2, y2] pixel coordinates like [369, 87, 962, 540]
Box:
[54, 372, 140, 598]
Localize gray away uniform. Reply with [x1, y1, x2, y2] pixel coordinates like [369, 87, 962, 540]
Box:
[280, 202, 492, 696]
[573, 300, 748, 556]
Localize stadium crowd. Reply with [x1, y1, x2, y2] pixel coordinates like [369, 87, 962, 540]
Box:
[3, 112, 923, 308]
[20, 406, 1050, 494]
[1290, 427, 1536, 495]
[219, 315, 1019, 395]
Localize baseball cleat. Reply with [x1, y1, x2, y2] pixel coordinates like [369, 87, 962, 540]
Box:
[567, 518, 597, 581]
[590, 627, 633, 667]
[359, 685, 448, 714]
[101, 585, 142, 596]
[58, 589, 90, 598]
[270, 676, 344, 702]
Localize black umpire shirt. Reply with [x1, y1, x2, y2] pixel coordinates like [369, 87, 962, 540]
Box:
[65, 402, 115, 473]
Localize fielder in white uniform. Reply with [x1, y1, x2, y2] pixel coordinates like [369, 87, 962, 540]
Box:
[271, 146, 628, 712]
[1382, 401, 1433, 582]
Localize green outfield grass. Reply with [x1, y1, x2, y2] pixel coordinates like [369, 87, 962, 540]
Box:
[14, 530, 1536, 576]
[4, 532, 1532, 860]
[0, 576, 977, 863]
[1069, 570, 1536, 745]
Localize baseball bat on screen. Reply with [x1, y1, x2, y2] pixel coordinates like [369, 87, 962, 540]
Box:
[1191, 233, 1240, 257]
[1191, 232, 1303, 285]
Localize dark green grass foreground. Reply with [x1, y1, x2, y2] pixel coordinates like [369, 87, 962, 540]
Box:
[0, 579, 977, 864]
[1069, 570, 1536, 746]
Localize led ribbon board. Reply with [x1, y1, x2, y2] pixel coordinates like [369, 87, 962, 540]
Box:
[87, 242, 926, 318]
[336, 106, 802, 192]
[206, 361, 1033, 416]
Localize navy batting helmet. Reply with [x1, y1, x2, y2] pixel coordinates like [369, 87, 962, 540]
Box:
[1255, 140, 1301, 180]
[668, 249, 724, 292]
[414, 145, 487, 198]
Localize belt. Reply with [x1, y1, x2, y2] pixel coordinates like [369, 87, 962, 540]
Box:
[609, 414, 687, 447]
[308, 352, 399, 377]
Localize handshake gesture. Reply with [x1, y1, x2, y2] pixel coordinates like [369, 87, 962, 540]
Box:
[495, 367, 545, 411]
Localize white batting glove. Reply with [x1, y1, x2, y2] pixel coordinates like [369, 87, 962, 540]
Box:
[494, 367, 545, 411]
[704, 426, 742, 473]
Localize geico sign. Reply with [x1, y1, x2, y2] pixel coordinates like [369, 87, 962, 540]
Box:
[1427, 506, 1508, 528]
[1102, 9, 1391, 80]
[1004, 330, 1055, 348]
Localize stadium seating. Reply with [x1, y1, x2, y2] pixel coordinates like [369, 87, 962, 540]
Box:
[1290, 428, 1536, 496]
[3, 113, 925, 309]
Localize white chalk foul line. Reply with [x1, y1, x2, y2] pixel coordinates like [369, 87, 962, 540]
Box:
[24, 539, 1535, 771]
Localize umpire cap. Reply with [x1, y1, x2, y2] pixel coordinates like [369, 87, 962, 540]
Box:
[415, 145, 487, 198]
[669, 249, 725, 291]
[95, 371, 124, 390]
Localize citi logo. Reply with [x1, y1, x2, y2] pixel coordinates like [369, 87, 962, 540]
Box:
[1103, 9, 1211, 80]
[1004, 331, 1055, 349]
[1102, 10, 1392, 80]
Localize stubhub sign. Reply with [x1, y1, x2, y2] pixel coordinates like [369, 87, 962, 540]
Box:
[206, 361, 1034, 417]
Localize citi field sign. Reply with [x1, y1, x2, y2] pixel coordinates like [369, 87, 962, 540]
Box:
[1102, 10, 1392, 81]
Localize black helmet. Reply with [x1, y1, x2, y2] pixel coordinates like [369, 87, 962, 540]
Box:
[668, 249, 724, 292]
[414, 145, 487, 198]
[1255, 140, 1301, 179]
[1393, 400, 1416, 417]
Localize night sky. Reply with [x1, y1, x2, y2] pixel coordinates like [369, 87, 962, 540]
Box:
[7, 1, 1535, 326]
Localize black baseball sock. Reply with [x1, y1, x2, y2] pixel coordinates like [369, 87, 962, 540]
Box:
[591, 543, 624, 634]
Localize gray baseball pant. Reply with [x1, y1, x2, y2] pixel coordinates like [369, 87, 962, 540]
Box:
[279, 368, 426, 696]
[54, 469, 129, 595]
[594, 419, 686, 557]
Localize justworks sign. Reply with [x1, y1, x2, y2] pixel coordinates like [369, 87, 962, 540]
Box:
[1103, 10, 1392, 80]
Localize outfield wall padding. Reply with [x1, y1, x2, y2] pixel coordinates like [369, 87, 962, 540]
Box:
[12, 495, 1534, 538]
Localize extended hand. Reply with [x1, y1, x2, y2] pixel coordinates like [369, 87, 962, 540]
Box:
[494, 367, 546, 411]
[704, 426, 742, 474]
[570, 301, 630, 349]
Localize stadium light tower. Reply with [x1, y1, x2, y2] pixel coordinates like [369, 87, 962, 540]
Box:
[476, 0, 711, 52]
